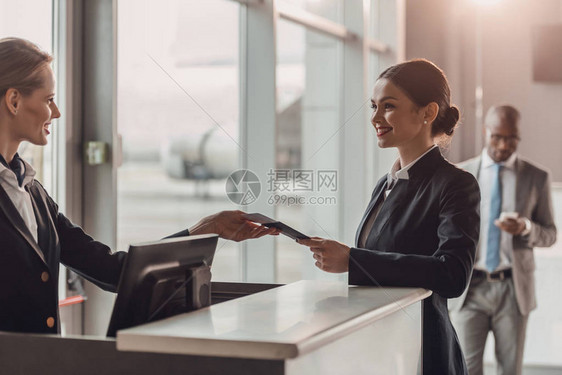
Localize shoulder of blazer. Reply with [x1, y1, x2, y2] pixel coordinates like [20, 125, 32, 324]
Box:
[407, 149, 480, 199]
[436, 156, 480, 188]
[516, 155, 550, 180]
[407, 147, 474, 182]
[406, 147, 445, 181]
[457, 156, 481, 177]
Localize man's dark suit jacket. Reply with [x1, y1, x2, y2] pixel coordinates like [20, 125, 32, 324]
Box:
[349, 147, 480, 375]
[0, 179, 189, 334]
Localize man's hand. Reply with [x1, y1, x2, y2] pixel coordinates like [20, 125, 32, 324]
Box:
[495, 217, 526, 235]
[297, 237, 350, 273]
[189, 210, 279, 242]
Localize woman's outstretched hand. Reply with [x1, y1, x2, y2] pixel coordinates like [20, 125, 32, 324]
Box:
[189, 210, 280, 242]
[297, 237, 350, 273]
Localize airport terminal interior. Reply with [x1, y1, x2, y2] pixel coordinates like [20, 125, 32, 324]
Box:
[1, 0, 562, 374]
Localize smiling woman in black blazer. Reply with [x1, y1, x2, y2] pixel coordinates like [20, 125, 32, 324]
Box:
[0, 38, 277, 334]
[299, 59, 480, 374]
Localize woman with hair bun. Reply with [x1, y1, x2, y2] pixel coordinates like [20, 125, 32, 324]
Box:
[298, 59, 480, 374]
[0, 37, 277, 334]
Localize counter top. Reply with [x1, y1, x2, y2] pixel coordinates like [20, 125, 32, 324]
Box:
[117, 280, 431, 360]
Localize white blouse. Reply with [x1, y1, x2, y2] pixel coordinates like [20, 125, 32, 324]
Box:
[0, 158, 38, 243]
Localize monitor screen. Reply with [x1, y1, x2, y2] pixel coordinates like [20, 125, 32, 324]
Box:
[107, 234, 218, 337]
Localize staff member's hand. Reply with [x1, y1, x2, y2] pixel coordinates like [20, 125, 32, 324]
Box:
[495, 217, 526, 235]
[189, 210, 280, 242]
[297, 237, 350, 273]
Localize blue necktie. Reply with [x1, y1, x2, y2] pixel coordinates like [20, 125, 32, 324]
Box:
[486, 164, 502, 272]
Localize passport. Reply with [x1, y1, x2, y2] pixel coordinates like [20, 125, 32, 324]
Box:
[242, 213, 310, 241]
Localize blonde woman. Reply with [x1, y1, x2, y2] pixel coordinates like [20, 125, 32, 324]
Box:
[0, 37, 276, 334]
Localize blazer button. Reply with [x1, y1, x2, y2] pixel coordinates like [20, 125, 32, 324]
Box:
[41, 272, 49, 282]
[46, 317, 55, 328]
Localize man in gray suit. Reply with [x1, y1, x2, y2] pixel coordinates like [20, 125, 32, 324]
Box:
[450, 105, 557, 375]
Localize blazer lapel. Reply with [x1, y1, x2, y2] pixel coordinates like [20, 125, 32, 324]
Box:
[0, 184, 46, 264]
[360, 147, 443, 250]
[514, 158, 525, 214]
[474, 157, 482, 180]
[27, 185, 55, 266]
[363, 178, 413, 248]
[355, 178, 387, 247]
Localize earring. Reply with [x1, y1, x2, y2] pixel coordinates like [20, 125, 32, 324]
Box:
[424, 120, 427, 124]
[14, 110, 17, 115]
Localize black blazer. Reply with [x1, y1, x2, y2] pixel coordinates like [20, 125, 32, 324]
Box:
[349, 147, 480, 375]
[0, 179, 188, 334]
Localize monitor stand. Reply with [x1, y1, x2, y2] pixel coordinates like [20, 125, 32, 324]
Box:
[134, 263, 212, 325]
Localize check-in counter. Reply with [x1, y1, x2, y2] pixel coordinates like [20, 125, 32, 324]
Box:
[0, 281, 430, 375]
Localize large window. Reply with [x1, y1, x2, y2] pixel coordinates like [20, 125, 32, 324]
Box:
[116, 0, 395, 284]
[368, 0, 400, 188]
[117, 0, 241, 280]
[83, 0, 398, 333]
[275, 18, 343, 283]
[280, 0, 342, 21]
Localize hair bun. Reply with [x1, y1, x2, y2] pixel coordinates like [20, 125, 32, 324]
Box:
[443, 105, 460, 136]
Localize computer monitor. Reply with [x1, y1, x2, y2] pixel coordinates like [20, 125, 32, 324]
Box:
[106, 234, 218, 337]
